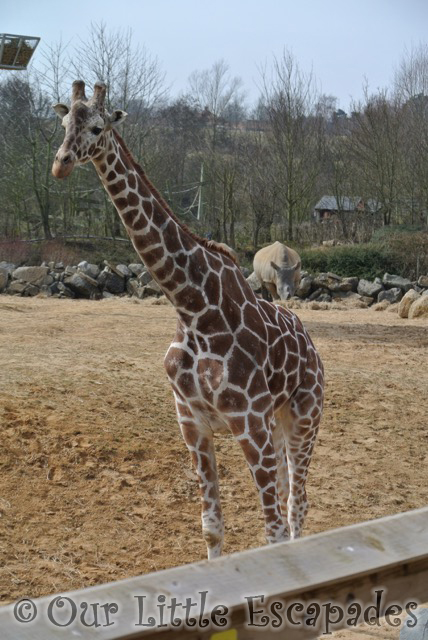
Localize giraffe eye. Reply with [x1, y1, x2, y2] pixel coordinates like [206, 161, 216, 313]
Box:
[91, 126, 103, 136]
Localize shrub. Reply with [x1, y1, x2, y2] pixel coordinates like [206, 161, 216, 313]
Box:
[300, 244, 399, 280]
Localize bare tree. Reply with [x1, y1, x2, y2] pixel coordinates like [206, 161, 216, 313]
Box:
[262, 50, 325, 240]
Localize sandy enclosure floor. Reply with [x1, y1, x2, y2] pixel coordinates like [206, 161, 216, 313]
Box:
[0, 297, 427, 615]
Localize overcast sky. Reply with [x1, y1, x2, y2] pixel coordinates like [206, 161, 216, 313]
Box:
[3, 0, 428, 112]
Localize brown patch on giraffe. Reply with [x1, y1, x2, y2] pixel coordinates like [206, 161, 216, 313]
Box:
[122, 210, 139, 226]
[251, 393, 272, 413]
[107, 170, 116, 182]
[156, 257, 174, 282]
[221, 297, 242, 333]
[127, 173, 136, 190]
[188, 253, 206, 287]
[175, 286, 206, 314]
[164, 226, 182, 254]
[162, 268, 187, 291]
[247, 371, 269, 398]
[228, 415, 246, 436]
[197, 359, 224, 392]
[175, 253, 188, 269]
[128, 191, 139, 207]
[240, 440, 261, 466]
[196, 309, 228, 334]
[144, 228, 162, 247]
[204, 272, 221, 306]
[177, 372, 197, 397]
[208, 333, 233, 358]
[143, 246, 164, 267]
[217, 387, 247, 413]
[109, 179, 126, 196]
[114, 160, 126, 175]
[254, 467, 272, 488]
[228, 347, 254, 389]
[131, 215, 147, 232]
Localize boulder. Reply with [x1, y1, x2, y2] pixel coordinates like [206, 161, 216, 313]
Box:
[12, 266, 52, 287]
[128, 263, 146, 277]
[382, 273, 412, 292]
[64, 272, 100, 298]
[115, 264, 132, 278]
[378, 287, 403, 304]
[0, 267, 9, 293]
[295, 275, 313, 298]
[317, 293, 332, 303]
[408, 295, 428, 319]
[397, 289, 420, 318]
[22, 284, 40, 297]
[312, 272, 341, 290]
[357, 279, 384, 298]
[0, 261, 16, 276]
[246, 271, 262, 292]
[7, 280, 27, 295]
[418, 275, 428, 288]
[57, 282, 75, 298]
[137, 269, 154, 286]
[78, 261, 100, 279]
[142, 280, 163, 297]
[98, 268, 125, 294]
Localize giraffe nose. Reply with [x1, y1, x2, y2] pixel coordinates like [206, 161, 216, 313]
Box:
[52, 149, 76, 179]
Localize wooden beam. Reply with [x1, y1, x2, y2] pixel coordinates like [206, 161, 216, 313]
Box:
[1, 507, 427, 639]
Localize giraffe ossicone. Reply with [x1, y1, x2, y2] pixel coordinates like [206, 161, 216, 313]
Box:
[52, 80, 324, 559]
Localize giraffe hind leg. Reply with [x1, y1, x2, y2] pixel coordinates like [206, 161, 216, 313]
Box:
[271, 411, 290, 538]
[282, 358, 324, 539]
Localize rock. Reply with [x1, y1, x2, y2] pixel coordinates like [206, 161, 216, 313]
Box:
[408, 295, 428, 319]
[57, 282, 75, 298]
[246, 271, 262, 292]
[142, 280, 163, 297]
[295, 275, 313, 298]
[128, 263, 146, 277]
[0, 261, 16, 276]
[12, 266, 52, 287]
[64, 265, 77, 276]
[400, 607, 428, 640]
[312, 272, 340, 290]
[7, 280, 27, 295]
[78, 261, 100, 279]
[418, 275, 428, 288]
[240, 267, 251, 278]
[22, 284, 40, 297]
[308, 288, 324, 301]
[126, 278, 140, 296]
[98, 268, 125, 294]
[317, 293, 332, 303]
[357, 279, 384, 298]
[378, 287, 403, 304]
[137, 269, 154, 286]
[64, 272, 100, 298]
[382, 273, 412, 292]
[0, 268, 9, 293]
[115, 264, 132, 278]
[341, 277, 359, 292]
[397, 289, 420, 318]
[359, 295, 375, 306]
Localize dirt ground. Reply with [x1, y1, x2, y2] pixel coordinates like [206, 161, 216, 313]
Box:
[0, 296, 427, 616]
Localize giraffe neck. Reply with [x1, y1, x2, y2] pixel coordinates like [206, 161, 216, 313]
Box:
[92, 130, 228, 320]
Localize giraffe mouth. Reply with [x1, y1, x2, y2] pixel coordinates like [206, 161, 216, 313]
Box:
[52, 151, 76, 179]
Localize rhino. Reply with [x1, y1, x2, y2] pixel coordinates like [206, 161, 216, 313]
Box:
[253, 241, 301, 300]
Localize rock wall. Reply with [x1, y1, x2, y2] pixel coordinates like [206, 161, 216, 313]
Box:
[1, 259, 427, 316]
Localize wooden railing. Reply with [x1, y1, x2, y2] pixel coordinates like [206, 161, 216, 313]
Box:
[1, 507, 427, 639]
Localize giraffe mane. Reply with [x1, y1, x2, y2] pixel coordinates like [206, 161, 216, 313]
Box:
[112, 129, 238, 266]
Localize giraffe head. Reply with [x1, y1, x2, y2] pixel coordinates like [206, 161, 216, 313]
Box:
[52, 80, 127, 179]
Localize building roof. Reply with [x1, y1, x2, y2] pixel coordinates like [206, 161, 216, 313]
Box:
[314, 196, 382, 213]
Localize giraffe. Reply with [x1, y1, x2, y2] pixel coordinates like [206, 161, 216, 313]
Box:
[52, 81, 324, 559]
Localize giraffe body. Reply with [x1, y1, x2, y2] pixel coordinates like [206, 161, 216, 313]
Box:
[52, 81, 324, 559]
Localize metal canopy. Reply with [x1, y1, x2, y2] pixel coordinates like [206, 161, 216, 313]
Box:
[0, 33, 40, 70]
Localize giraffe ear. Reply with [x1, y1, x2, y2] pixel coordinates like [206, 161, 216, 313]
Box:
[53, 103, 69, 118]
[108, 110, 127, 126]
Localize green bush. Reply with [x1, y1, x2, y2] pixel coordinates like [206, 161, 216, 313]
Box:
[300, 244, 399, 280]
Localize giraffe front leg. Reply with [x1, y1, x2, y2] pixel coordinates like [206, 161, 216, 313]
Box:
[229, 411, 289, 545]
[178, 419, 224, 559]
